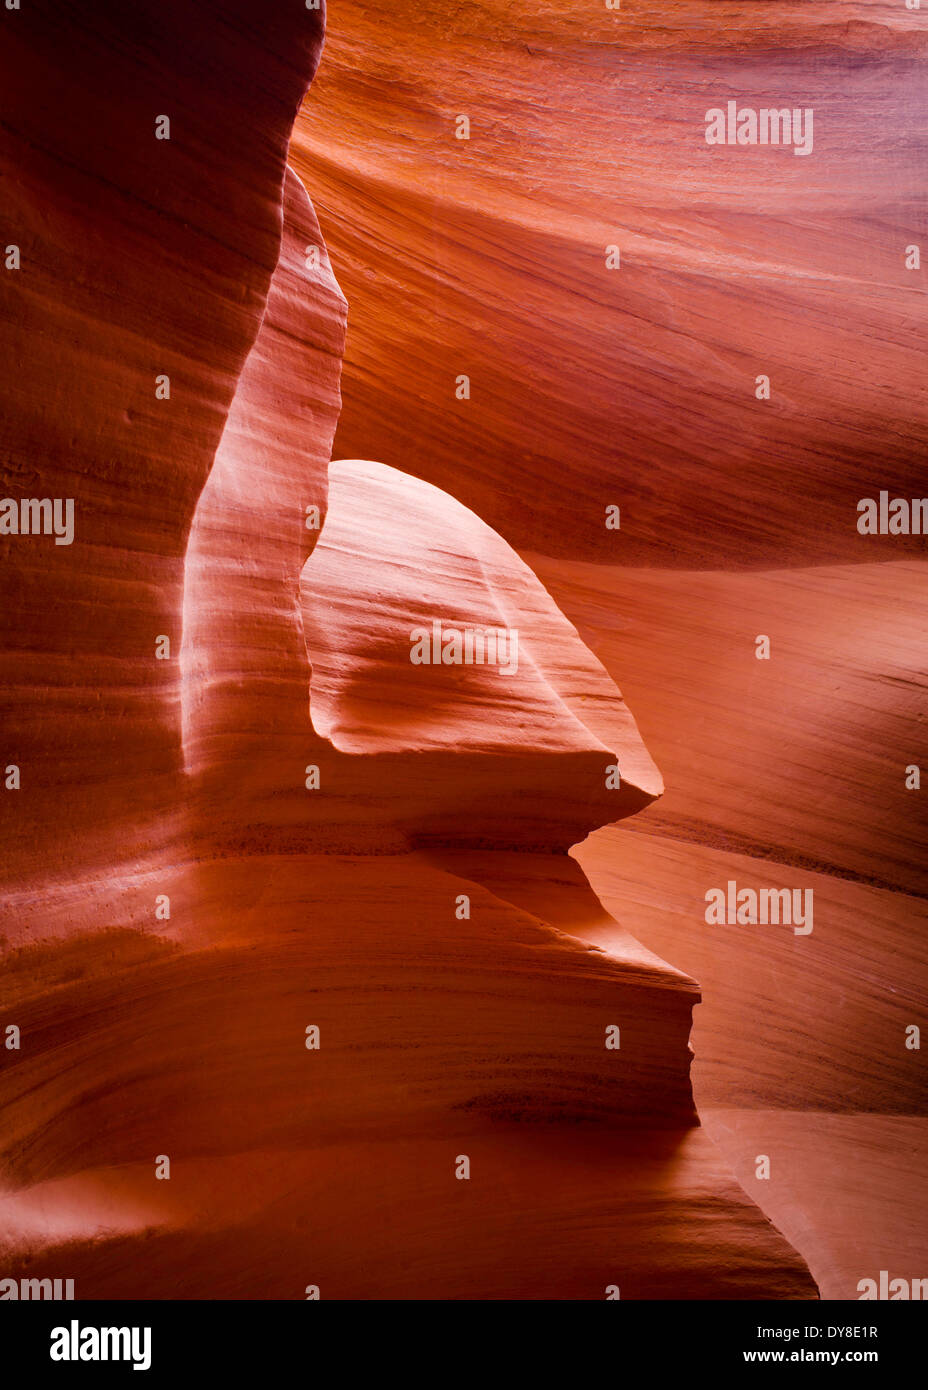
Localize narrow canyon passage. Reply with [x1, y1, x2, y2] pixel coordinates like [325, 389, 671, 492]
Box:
[1, 0, 924, 1308]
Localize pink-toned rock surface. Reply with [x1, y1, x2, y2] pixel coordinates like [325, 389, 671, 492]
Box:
[5, 0, 923, 1304]
[298, 457, 661, 845]
[293, 0, 928, 566]
[0, 300, 818, 1303]
[532, 556, 928, 1298]
[290, 0, 927, 1295]
[0, 0, 818, 1300]
[180, 162, 346, 830]
[1, 0, 327, 886]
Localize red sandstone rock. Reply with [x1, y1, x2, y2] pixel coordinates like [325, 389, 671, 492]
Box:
[293, 0, 928, 566]
[0, 0, 327, 884]
[8, 0, 923, 1306]
[536, 557, 928, 1298]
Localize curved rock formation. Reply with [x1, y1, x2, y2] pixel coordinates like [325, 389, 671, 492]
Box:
[9, 0, 921, 1305]
[539, 555, 928, 1297]
[291, 0, 928, 1298]
[2, 430, 819, 1294]
[293, 0, 928, 567]
[299, 457, 661, 847]
[0, 0, 327, 889]
[180, 162, 346, 833]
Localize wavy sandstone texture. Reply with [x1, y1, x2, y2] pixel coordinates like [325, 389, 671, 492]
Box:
[292, 0, 928, 567]
[290, 0, 927, 1298]
[0, 0, 919, 1302]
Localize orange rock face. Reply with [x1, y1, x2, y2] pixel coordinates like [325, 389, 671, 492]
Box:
[1, 0, 327, 885]
[290, 0, 927, 1300]
[1, 0, 923, 1304]
[293, 0, 928, 566]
